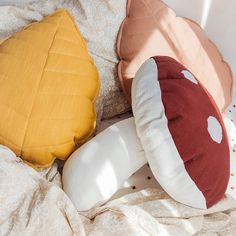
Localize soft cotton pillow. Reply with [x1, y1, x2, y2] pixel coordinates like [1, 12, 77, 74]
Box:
[0, 9, 99, 168]
[132, 56, 230, 209]
[0, 0, 131, 119]
[117, 0, 233, 112]
[62, 117, 146, 211]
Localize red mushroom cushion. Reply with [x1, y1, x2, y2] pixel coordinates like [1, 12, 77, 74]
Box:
[117, 0, 233, 112]
[132, 56, 230, 209]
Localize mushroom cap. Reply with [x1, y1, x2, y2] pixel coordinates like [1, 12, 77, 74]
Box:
[132, 56, 230, 209]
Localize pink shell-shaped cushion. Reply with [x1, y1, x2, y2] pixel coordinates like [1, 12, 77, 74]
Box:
[132, 56, 230, 209]
[117, 0, 233, 112]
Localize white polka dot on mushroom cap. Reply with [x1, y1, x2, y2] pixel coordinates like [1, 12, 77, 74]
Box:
[181, 70, 198, 84]
[207, 116, 223, 144]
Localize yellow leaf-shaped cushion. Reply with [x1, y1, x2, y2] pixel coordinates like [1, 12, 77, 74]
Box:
[0, 9, 99, 169]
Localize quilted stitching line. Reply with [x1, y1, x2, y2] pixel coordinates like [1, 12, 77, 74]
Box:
[0, 135, 21, 149]
[54, 37, 85, 48]
[45, 69, 96, 77]
[49, 51, 91, 61]
[20, 13, 64, 158]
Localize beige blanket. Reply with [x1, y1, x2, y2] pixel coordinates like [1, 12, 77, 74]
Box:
[1, 145, 236, 235]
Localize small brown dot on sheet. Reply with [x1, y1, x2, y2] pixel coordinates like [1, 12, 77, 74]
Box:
[231, 187, 235, 190]
[229, 110, 232, 112]
[233, 149, 235, 153]
[231, 173, 234, 176]
[132, 186, 136, 190]
[147, 163, 150, 167]
[233, 105, 236, 108]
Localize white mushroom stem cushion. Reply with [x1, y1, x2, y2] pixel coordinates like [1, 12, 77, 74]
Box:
[62, 117, 146, 211]
[132, 56, 230, 209]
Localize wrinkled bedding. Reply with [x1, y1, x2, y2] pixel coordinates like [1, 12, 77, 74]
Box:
[1, 99, 236, 235]
[1, 1, 236, 235]
[1, 144, 236, 235]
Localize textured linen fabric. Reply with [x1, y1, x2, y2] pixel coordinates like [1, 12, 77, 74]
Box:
[1, 145, 236, 235]
[117, 0, 233, 112]
[0, 0, 131, 120]
[1, 105, 236, 235]
[0, 1, 236, 235]
[0, 145, 86, 236]
[132, 57, 230, 209]
[0, 9, 99, 168]
[62, 117, 146, 211]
